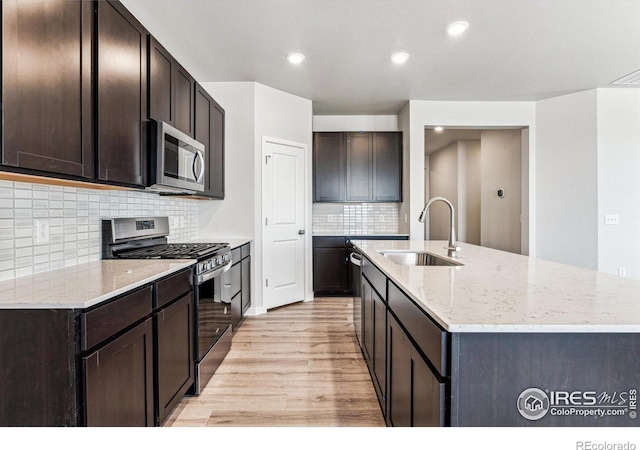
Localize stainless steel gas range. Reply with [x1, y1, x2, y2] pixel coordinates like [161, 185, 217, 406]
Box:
[102, 216, 233, 395]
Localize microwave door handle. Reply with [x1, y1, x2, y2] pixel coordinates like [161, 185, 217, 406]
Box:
[193, 151, 205, 183]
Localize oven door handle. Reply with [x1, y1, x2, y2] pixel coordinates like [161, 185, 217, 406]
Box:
[196, 260, 232, 285]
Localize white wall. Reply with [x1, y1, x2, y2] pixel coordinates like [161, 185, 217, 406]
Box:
[312, 115, 398, 132]
[398, 104, 411, 234]
[199, 82, 256, 238]
[428, 142, 458, 240]
[459, 141, 481, 245]
[427, 140, 481, 245]
[407, 101, 536, 248]
[597, 89, 640, 279]
[535, 90, 598, 270]
[480, 130, 522, 254]
[199, 82, 313, 313]
[255, 84, 314, 306]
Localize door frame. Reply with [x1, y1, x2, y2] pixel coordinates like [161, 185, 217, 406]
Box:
[260, 135, 312, 311]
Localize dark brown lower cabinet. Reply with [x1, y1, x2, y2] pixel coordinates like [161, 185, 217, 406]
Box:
[83, 318, 154, 427]
[387, 313, 445, 427]
[241, 256, 251, 314]
[0, 268, 195, 427]
[313, 246, 349, 293]
[362, 274, 386, 415]
[155, 293, 194, 426]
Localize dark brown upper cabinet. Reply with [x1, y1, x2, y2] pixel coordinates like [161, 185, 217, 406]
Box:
[148, 37, 195, 137]
[96, 0, 148, 187]
[1, 0, 94, 178]
[346, 132, 373, 201]
[372, 132, 402, 202]
[313, 132, 346, 202]
[313, 132, 402, 203]
[194, 83, 225, 199]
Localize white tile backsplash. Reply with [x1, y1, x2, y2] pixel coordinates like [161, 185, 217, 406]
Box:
[0, 180, 199, 281]
[313, 202, 399, 234]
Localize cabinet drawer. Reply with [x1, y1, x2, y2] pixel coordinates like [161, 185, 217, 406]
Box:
[362, 257, 386, 300]
[220, 262, 241, 303]
[241, 243, 250, 259]
[388, 281, 448, 377]
[313, 237, 345, 248]
[156, 268, 192, 309]
[81, 285, 153, 351]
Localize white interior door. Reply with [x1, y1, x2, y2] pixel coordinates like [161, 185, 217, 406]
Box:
[262, 138, 306, 309]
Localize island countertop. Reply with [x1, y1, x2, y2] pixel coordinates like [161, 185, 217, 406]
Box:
[0, 259, 195, 309]
[353, 239, 640, 333]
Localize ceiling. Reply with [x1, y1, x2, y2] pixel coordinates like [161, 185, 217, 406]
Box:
[121, 0, 640, 115]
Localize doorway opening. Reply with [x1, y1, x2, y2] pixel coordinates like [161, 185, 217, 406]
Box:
[424, 126, 530, 255]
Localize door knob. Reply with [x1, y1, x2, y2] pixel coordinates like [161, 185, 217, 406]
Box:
[298, 230, 305, 235]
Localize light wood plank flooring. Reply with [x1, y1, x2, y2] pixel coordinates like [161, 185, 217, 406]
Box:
[165, 296, 385, 427]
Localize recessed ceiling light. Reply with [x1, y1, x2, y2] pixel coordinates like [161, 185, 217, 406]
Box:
[391, 52, 410, 64]
[286, 53, 305, 64]
[434, 126, 444, 132]
[446, 21, 469, 36]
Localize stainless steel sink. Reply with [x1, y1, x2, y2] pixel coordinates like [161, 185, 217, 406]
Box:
[379, 251, 463, 266]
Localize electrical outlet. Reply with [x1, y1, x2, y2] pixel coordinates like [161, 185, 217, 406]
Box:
[328, 215, 335, 223]
[605, 214, 619, 225]
[404, 214, 408, 224]
[35, 220, 49, 244]
[619, 267, 627, 277]
[179, 216, 185, 228]
[379, 215, 385, 222]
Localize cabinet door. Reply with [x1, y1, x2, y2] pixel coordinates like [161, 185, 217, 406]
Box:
[412, 348, 446, 427]
[241, 257, 251, 314]
[313, 247, 348, 292]
[174, 62, 195, 137]
[361, 279, 373, 363]
[387, 313, 411, 427]
[346, 133, 373, 201]
[2, 0, 93, 178]
[148, 36, 174, 125]
[156, 293, 194, 425]
[195, 83, 225, 199]
[313, 132, 345, 202]
[372, 288, 387, 413]
[83, 318, 154, 427]
[231, 293, 242, 330]
[386, 312, 446, 427]
[96, 1, 148, 187]
[373, 132, 402, 201]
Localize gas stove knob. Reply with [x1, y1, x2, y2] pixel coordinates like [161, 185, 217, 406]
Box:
[206, 260, 213, 270]
[199, 263, 205, 272]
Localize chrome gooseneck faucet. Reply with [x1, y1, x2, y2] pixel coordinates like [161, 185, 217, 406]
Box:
[418, 196, 461, 258]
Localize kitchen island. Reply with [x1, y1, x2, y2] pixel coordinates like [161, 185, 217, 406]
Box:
[353, 239, 640, 427]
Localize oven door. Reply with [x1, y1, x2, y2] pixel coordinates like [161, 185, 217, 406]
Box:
[193, 266, 232, 394]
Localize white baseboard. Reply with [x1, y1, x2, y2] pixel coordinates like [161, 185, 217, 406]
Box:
[245, 306, 267, 316]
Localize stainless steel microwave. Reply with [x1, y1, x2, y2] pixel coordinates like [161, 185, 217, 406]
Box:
[149, 121, 206, 193]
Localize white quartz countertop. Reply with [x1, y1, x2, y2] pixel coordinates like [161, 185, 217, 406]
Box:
[353, 240, 640, 333]
[0, 259, 195, 309]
